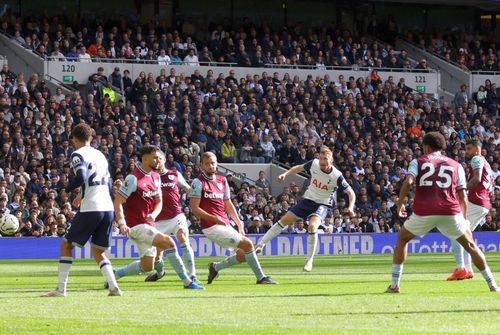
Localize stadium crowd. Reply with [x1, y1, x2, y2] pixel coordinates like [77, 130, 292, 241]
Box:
[0, 56, 499, 238]
[0, 14, 420, 70]
[402, 30, 500, 72]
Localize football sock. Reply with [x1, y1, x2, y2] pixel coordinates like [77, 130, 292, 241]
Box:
[165, 248, 191, 286]
[463, 252, 473, 272]
[391, 263, 403, 288]
[259, 221, 284, 245]
[154, 259, 164, 275]
[214, 254, 240, 271]
[451, 239, 465, 270]
[181, 243, 196, 277]
[245, 250, 266, 281]
[99, 260, 118, 290]
[116, 260, 142, 278]
[306, 232, 318, 261]
[57, 256, 73, 293]
[480, 267, 497, 288]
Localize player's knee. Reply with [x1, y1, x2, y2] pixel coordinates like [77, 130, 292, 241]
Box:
[238, 237, 253, 252]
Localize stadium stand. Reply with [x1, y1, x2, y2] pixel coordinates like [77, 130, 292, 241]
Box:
[0, 12, 498, 238]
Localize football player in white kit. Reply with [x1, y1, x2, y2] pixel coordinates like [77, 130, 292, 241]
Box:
[43, 124, 121, 297]
[256, 146, 356, 272]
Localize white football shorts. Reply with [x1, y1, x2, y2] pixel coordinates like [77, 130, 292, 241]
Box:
[467, 202, 490, 231]
[129, 224, 161, 257]
[404, 213, 468, 240]
[156, 213, 189, 236]
[202, 224, 242, 250]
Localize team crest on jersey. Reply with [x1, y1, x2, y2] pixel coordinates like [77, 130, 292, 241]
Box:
[168, 175, 175, 180]
[217, 182, 223, 190]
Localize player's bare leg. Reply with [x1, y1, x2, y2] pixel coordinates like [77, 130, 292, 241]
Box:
[303, 216, 320, 272]
[386, 227, 415, 293]
[208, 237, 277, 284]
[456, 230, 498, 291]
[256, 211, 296, 253]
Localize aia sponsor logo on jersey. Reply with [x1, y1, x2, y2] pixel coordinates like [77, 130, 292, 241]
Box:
[312, 178, 329, 191]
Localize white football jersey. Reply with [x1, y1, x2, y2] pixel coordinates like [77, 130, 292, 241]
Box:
[70, 146, 114, 212]
[303, 159, 351, 206]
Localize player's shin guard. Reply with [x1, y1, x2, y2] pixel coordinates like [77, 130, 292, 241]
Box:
[391, 263, 403, 289]
[181, 243, 196, 276]
[165, 248, 191, 286]
[214, 254, 240, 271]
[154, 259, 164, 275]
[99, 260, 118, 290]
[480, 267, 498, 289]
[451, 239, 465, 270]
[57, 256, 73, 293]
[245, 250, 266, 281]
[306, 232, 318, 261]
[260, 221, 285, 245]
[116, 260, 142, 278]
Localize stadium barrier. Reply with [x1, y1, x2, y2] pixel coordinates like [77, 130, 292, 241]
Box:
[0, 233, 498, 260]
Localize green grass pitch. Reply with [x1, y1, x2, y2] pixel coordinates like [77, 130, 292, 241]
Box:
[0, 254, 498, 335]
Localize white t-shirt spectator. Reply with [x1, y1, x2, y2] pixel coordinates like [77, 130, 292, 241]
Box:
[79, 52, 92, 63]
[184, 54, 199, 66]
[158, 54, 171, 65]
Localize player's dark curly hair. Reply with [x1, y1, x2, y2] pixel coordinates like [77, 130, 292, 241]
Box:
[466, 138, 482, 148]
[422, 132, 446, 151]
[139, 145, 161, 160]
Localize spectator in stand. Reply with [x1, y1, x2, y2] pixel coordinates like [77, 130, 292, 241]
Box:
[78, 46, 92, 63]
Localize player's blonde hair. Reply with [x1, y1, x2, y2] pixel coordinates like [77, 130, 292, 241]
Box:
[319, 146, 333, 157]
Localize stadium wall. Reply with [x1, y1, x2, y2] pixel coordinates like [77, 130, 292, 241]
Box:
[45, 60, 440, 93]
[1, 233, 499, 260]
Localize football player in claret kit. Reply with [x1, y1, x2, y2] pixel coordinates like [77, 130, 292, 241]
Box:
[43, 124, 121, 297]
[113, 145, 204, 290]
[189, 152, 277, 285]
[144, 151, 198, 283]
[386, 132, 497, 293]
[447, 139, 494, 281]
[255, 146, 356, 272]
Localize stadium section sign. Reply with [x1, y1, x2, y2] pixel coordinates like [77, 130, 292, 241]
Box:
[0, 233, 499, 259]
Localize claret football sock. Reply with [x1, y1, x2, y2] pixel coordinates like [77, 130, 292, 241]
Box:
[480, 267, 497, 289]
[57, 256, 73, 293]
[165, 248, 191, 286]
[116, 260, 142, 278]
[451, 240, 465, 270]
[154, 259, 164, 275]
[214, 254, 240, 271]
[99, 260, 118, 290]
[245, 250, 266, 281]
[391, 263, 403, 288]
[181, 243, 196, 277]
[260, 221, 285, 245]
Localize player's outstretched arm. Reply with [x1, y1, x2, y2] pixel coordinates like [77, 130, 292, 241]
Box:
[467, 167, 482, 189]
[224, 199, 245, 235]
[278, 164, 305, 182]
[345, 188, 356, 217]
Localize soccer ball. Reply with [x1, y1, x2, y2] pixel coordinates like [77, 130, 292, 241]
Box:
[0, 214, 19, 236]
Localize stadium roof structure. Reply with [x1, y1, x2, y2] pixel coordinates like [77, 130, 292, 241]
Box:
[364, 0, 500, 11]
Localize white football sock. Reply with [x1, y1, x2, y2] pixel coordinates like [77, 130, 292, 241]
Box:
[99, 260, 118, 290]
[259, 221, 284, 245]
[451, 239, 465, 270]
[57, 256, 73, 293]
[391, 263, 403, 288]
[306, 232, 318, 261]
